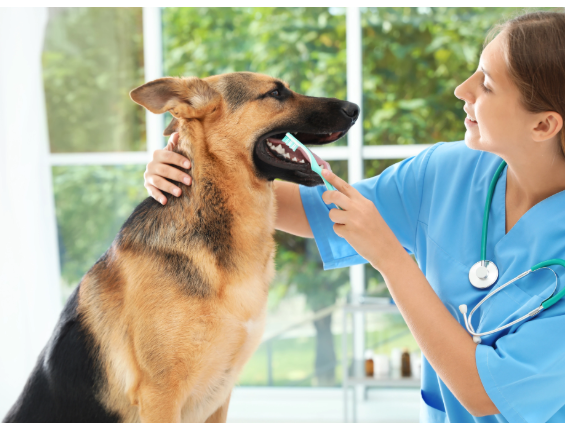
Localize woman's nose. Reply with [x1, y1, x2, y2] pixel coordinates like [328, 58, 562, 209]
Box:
[453, 84, 473, 103]
[454, 77, 476, 104]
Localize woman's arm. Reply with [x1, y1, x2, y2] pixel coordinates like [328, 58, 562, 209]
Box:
[144, 134, 312, 237]
[379, 244, 499, 416]
[320, 169, 499, 417]
[274, 181, 313, 238]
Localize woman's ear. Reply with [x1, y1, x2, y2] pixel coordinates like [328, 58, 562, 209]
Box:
[532, 111, 563, 142]
[130, 76, 221, 121]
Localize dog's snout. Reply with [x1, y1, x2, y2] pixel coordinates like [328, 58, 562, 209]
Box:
[341, 103, 360, 120]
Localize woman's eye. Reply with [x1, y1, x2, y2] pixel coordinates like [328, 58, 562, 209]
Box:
[480, 82, 492, 94]
[271, 90, 280, 97]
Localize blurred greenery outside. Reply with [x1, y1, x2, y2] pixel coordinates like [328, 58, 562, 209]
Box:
[45, 7, 555, 387]
[43, 8, 146, 153]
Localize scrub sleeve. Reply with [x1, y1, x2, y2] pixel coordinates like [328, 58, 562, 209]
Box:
[476, 313, 565, 423]
[299, 143, 440, 270]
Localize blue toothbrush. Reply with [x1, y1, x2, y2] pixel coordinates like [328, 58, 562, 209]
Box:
[282, 133, 342, 209]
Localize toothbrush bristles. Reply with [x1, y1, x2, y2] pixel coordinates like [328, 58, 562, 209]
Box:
[282, 135, 298, 151]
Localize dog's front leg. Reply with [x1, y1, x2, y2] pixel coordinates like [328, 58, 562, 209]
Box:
[204, 391, 231, 423]
[136, 383, 183, 423]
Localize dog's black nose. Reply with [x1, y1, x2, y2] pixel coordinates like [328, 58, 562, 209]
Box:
[342, 103, 360, 120]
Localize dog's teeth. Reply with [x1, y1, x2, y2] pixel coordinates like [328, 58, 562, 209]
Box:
[299, 159, 305, 163]
[284, 153, 290, 159]
[292, 157, 298, 162]
[275, 145, 286, 155]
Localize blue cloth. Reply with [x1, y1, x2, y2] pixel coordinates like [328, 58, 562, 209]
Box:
[299, 141, 565, 423]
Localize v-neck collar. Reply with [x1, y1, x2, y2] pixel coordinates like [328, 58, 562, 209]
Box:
[493, 162, 565, 249]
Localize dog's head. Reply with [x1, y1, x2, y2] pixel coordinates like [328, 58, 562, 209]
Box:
[130, 72, 359, 186]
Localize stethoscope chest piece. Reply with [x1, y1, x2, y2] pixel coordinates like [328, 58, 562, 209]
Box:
[469, 260, 499, 289]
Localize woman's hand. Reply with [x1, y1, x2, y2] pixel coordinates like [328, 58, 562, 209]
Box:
[320, 169, 403, 271]
[144, 132, 192, 205]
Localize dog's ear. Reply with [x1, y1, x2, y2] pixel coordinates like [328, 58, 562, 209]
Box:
[130, 77, 221, 128]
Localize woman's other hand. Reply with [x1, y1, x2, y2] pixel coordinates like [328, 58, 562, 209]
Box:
[144, 132, 192, 205]
[321, 169, 402, 271]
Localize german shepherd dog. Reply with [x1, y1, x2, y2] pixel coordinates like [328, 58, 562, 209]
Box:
[4, 72, 358, 423]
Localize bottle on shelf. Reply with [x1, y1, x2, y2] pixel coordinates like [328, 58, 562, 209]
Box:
[401, 348, 412, 378]
[373, 354, 390, 378]
[364, 349, 374, 377]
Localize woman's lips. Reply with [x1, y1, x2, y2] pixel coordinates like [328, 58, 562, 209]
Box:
[465, 117, 478, 127]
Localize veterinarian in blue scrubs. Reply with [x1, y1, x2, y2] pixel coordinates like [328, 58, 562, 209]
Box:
[145, 11, 565, 423]
[297, 13, 565, 423]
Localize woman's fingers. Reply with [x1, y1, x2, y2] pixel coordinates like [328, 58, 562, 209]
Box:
[146, 183, 169, 205]
[328, 208, 348, 224]
[152, 149, 191, 171]
[322, 189, 350, 210]
[144, 174, 183, 198]
[149, 162, 192, 185]
[321, 169, 355, 197]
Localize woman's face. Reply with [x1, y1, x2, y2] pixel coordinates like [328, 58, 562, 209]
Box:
[454, 32, 534, 158]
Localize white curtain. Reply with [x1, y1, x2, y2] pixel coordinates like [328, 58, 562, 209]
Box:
[0, 7, 62, 417]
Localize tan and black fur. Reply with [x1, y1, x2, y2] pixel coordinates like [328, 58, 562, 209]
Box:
[4, 72, 358, 423]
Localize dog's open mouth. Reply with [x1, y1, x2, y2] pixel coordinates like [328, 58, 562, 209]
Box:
[253, 127, 349, 186]
[262, 131, 344, 171]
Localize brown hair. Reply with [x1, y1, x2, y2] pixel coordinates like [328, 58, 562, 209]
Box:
[485, 11, 565, 153]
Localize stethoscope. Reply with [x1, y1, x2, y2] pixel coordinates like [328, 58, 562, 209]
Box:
[459, 160, 565, 344]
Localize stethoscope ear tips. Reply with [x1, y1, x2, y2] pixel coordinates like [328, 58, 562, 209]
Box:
[459, 304, 468, 314]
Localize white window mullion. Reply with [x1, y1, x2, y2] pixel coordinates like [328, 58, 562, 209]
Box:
[346, 6, 366, 389]
[310, 144, 434, 161]
[346, 7, 364, 184]
[363, 144, 433, 159]
[309, 146, 349, 160]
[143, 7, 165, 153]
[49, 152, 151, 166]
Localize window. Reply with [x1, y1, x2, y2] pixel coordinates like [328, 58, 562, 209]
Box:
[45, 6, 553, 387]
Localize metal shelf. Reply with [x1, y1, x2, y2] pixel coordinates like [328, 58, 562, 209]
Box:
[346, 376, 420, 389]
[341, 299, 420, 423]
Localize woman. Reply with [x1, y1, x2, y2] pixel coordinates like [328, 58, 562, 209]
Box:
[143, 11, 565, 422]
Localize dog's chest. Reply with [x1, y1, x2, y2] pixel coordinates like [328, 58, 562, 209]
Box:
[180, 313, 266, 423]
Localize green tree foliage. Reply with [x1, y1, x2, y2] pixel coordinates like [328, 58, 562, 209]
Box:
[52, 166, 147, 291]
[364, 7, 518, 147]
[163, 7, 348, 147]
[43, 7, 146, 153]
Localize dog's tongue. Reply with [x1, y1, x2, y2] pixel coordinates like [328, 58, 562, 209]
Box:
[300, 146, 332, 172]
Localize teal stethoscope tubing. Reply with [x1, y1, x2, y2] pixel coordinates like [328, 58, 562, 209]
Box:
[460, 160, 565, 343]
[481, 161, 507, 262]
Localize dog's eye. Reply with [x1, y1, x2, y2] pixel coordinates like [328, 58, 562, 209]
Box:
[270, 90, 280, 97]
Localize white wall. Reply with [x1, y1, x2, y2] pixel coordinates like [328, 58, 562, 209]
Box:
[0, 7, 62, 417]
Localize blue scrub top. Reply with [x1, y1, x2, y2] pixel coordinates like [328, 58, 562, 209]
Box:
[300, 141, 565, 423]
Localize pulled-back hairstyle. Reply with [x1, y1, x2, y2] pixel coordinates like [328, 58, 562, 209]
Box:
[485, 11, 565, 153]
